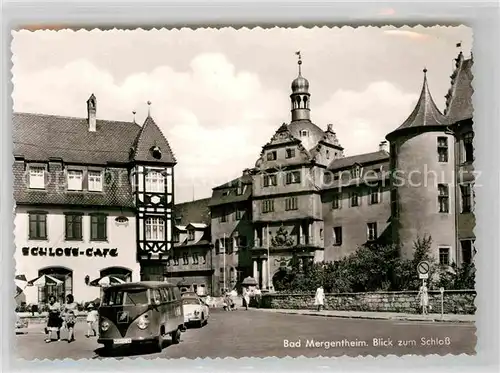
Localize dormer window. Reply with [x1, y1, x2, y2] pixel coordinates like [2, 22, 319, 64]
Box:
[301, 130, 309, 137]
[188, 229, 195, 241]
[88, 170, 103, 192]
[351, 165, 361, 179]
[222, 190, 230, 196]
[67, 170, 83, 191]
[236, 184, 244, 195]
[29, 166, 45, 189]
[267, 151, 277, 161]
[150, 146, 162, 160]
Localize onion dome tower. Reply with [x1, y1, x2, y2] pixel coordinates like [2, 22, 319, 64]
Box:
[386, 68, 456, 260]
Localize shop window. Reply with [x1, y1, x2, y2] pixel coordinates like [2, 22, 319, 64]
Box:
[145, 170, 165, 193]
[37, 267, 73, 304]
[65, 213, 83, 240]
[90, 214, 107, 241]
[67, 170, 83, 191]
[29, 212, 47, 240]
[29, 166, 45, 189]
[145, 217, 164, 241]
[100, 267, 132, 282]
[88, 170, 103, 192]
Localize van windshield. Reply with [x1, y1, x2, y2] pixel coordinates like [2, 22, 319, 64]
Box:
[102, 289, 149, 306]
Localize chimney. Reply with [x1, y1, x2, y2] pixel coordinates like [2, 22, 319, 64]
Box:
[87, 94, 97, 132]
[379, 140, 388, 152]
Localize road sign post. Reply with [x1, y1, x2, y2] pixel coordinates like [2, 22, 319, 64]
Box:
[440, 287, 444, 320]
[417, 261, 430, 315]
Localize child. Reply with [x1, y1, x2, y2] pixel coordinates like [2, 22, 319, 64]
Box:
[86, 303, 98, 337]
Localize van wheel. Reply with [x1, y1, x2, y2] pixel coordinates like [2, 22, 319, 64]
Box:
[171, 327, 181, 344]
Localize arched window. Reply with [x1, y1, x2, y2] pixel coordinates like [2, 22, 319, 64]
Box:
[303, 96, 308, 109]
[38, 267, 73, 304]
[100, 267, 132, 282]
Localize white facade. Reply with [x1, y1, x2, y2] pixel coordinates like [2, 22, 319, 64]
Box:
[15, 206, 140, 304]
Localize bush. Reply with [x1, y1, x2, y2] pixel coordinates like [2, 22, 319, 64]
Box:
[275, 235, 475, 293]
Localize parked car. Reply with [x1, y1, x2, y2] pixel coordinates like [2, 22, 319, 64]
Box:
[182, 295, 209, 328]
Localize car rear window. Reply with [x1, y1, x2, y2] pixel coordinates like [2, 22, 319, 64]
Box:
[102, 289, 149, 306]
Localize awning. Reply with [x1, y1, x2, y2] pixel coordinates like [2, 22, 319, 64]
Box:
[28, 274, 63, 287]
[89, 275, 126, 287]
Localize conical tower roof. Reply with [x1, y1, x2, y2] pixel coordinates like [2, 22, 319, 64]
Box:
[387, 69, 448, 139]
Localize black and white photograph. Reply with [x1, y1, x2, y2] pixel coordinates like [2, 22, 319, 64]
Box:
[11, 25, 476, 359]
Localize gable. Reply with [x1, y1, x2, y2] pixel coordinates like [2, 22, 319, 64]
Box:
[132, 116, 176, 164]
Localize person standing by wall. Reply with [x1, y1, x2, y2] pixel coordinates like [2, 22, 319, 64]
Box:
[254, 286, 262, 309]
[417, 282, 429, 315]
[314, 286, 325, 312]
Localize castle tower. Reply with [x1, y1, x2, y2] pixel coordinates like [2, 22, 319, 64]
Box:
[386, 68, 456, 262]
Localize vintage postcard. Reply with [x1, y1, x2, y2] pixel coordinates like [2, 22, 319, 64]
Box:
[12, 25, 475, 360]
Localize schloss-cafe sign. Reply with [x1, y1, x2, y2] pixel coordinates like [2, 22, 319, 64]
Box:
[22, 246, 118, 258]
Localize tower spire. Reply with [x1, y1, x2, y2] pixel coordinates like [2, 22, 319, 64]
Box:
[290, 51, 310, 122]
[147, 101, 152, 117]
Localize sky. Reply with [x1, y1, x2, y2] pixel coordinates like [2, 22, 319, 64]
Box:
[11, 26, 473, 203]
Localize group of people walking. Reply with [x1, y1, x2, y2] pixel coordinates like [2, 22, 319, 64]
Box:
[44, 294, 98, 343]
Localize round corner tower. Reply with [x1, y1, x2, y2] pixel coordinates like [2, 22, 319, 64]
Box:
[386, 69, 457, 262]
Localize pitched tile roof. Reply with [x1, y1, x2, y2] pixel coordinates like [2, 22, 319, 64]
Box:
[444, 56, 473, 124]
[174, 198, 211, 225]
[132, 116, 177, 164]
[328, 150, 389, 171]
[13, 112, 141, 164]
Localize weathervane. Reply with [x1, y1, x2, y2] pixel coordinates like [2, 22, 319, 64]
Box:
[295, 50, 302, 75]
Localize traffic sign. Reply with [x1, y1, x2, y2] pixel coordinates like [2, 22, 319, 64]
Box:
[417, 261, 430, 275]
[419, 273, 428, 279]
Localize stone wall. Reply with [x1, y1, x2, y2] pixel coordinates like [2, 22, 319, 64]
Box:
[260, 290, 476, 314]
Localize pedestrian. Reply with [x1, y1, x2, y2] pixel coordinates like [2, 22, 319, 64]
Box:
[254, 286, 262, 309]
[85, 303, 98, 338]
[314, 286, 325, 311]
[417, 283, 429, 315]
[61, 294, 78, 343]
[44, 295, 62, 343]
[242, 287, 250, 311]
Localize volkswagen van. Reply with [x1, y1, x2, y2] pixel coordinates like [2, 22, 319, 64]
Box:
[98, 281, 184, 351]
